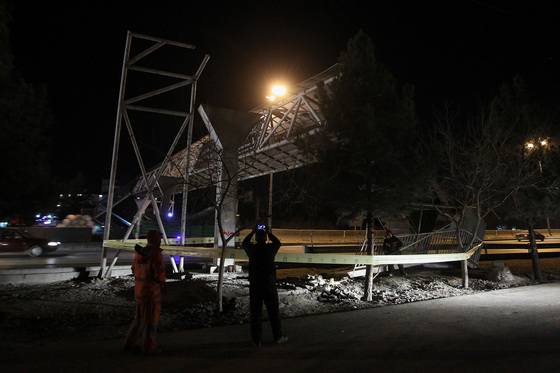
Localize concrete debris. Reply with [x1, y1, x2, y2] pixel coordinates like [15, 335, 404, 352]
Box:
[0, 264, 545, 347]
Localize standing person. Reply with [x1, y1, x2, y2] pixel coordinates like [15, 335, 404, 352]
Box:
[383, 230, 407, 276]
[124, 230, 167, 355]
[242, 225, 288, 346]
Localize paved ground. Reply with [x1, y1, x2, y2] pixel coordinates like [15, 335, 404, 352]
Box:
[2, 282, 559, 372]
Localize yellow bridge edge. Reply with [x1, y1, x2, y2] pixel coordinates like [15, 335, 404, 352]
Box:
[104, 240, 482, 266]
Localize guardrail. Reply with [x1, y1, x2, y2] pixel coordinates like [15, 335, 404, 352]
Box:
[483, 229, 559, 240]
[114, 228, 553, 246]
[237, 228, 519, 245]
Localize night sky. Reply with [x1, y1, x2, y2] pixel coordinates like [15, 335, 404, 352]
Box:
[7, 0, 560, 190]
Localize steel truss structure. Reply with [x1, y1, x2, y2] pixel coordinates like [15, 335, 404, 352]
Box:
[101, 32, 339, 277]
[100, 32, 481, 283]
[132, 63, 341, 195]
[101, 34, 482, 282]
[100, 32, 209, 277]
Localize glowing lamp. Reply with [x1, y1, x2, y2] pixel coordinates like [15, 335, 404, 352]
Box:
[267, 85, 287, 101]
[272, 85, 286, 96]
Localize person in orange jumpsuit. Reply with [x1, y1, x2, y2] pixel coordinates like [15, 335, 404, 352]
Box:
[124, 230, 167, 355]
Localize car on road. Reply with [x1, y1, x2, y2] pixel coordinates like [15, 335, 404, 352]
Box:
[0, 228, 60, 256]
[515, 231, 545, 242]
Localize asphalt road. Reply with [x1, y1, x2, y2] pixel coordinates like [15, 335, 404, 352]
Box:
[3, 283, 560, 372]
[0, 248, 134, 270]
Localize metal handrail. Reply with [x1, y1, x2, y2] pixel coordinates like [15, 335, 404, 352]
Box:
[358, 229, 482, 256]
[398, 229, 482, 254]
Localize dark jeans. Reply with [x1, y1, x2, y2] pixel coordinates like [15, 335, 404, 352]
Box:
[249, 281, 283, 344]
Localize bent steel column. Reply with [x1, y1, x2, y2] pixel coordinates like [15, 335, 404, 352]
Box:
[100, 32, 203, 277]
[100, 31, 132, 279]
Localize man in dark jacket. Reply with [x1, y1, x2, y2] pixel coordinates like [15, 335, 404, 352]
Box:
[124, 230, 167, 355]
[383, 230, 407, 276]
[242, 225, 288, 346]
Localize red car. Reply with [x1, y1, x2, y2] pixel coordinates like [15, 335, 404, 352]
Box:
[515, 231, 545, 242]
[0, 228, 60, 256]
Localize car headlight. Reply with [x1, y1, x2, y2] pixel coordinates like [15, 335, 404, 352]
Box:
[47, 241, 60, 246]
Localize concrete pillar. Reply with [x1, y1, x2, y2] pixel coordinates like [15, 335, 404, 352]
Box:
[198, 105, 260, 268]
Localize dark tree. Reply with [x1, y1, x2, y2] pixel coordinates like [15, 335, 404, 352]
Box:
[305, 31, 429, 300]
[429, 104, 521, 250]
[431, 76, 557, 282]
[0, 1, 56, 220]
[492, 77, 560, 281]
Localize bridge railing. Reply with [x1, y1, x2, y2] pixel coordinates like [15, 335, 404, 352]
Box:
[355, 229, 482, 256]
[397, 229, 482, 255]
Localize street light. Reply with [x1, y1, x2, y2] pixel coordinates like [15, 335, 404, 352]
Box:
[525, 138, 552, 235]
[266, 85, 287, 101]
[526, 138, 548, 150]
[272, 85, 286, 96]
[264, 84, 287, 230]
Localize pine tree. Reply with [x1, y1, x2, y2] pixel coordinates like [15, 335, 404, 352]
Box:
[309, 30, 428, 300]
[0, 1, 56, 219]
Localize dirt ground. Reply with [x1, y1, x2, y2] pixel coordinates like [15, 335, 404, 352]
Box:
[1, 257, 558, 348]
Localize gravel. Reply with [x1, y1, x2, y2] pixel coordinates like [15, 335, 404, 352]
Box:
[0, 263, 550, 347]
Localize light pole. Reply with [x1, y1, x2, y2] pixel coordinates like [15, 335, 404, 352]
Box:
[526, 139, 551, 235]
[265, 85, 287, 230]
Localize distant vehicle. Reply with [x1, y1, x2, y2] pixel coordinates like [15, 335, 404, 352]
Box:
[515, 231, 545, 242]
[0, 228, 60, 256]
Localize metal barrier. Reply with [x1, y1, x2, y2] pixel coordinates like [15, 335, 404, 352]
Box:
[399, 229, 482, 255]
[353, 229, 482, 256]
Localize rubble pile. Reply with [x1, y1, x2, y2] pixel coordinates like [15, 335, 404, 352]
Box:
[0, 265, 540, 346]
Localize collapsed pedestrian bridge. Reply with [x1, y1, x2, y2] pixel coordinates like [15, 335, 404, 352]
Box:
[101, 33, 484, 286]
